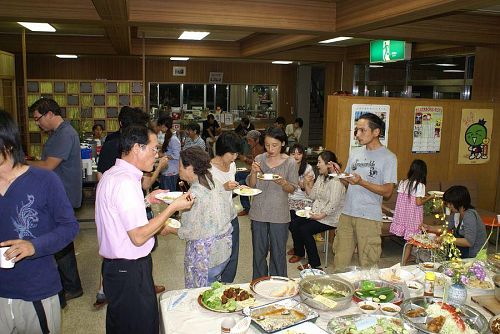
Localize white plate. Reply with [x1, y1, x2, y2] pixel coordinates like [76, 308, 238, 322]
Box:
[275, 321, 328, 334]
[155, 191, 183, 204]
[249, 276, 298, 300]
[428, 190, 444, 197]
[233, 188, 262, 196]
[379, 268, 422, 284]
[328, 173, 353, 179]
[236, 167, 248, 172]
[166, 218, 181, 228]
[257, 174, 282, 181]
[296, 210, 313, 218]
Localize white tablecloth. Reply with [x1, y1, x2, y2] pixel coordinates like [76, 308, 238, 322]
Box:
[159, 266, 494, 334]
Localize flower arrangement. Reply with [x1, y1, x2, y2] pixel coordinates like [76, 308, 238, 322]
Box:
[443, 259, 487, 285]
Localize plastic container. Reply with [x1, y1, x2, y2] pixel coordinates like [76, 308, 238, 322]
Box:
[424, 271, 435, 297]
[221, 317, 236, 334]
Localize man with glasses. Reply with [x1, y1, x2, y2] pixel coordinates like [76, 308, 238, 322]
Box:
[333, 113, 397, 271]
[95, 125, 194, 334]
[28, 97, 84, 305]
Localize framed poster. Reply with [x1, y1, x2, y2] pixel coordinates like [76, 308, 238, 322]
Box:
[411, 106, 443, 153]
[209, 72, 223, 84]
[173, 66, 186, 76]
[457, 109, 493, 164]
[350, 104, 390, 151]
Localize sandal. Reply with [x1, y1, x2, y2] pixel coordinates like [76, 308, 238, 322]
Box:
[288, 255, 303, 263]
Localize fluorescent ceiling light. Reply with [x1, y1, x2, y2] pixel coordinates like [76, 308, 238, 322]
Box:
[170, 57, 189, 61]
[56, 54, 77, 59]
[443, 70, 464, 73]
[18, 22, 56, 32]
[272, 61, 293, 65]
[178, 31, 210, 40]
[319, 36, 352, 44]
[369, 65, 384, 68]
[436, 63, 457, 67]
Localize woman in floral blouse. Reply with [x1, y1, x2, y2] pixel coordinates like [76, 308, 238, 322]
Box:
[161, 146, 233, 288]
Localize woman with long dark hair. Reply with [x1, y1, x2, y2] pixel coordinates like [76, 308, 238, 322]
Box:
[161, 147, 233, 287]
[288, 150, 346, 269]
[247, 127, 298, 279]
[158, 116, 181, 191]
[287, 143, 314, 260]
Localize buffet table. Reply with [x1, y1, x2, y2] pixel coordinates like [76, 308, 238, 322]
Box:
[159, 265, 494, 334]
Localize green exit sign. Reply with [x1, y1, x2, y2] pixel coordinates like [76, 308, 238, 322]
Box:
[370, 40, 411, 63]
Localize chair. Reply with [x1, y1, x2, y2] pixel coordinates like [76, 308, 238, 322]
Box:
[482, 216, 500, 252]
[322, 230, 333, 268]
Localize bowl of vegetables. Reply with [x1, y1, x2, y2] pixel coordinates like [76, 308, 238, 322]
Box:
[352, 279, 405, 305]
[298, 274, 354, 311]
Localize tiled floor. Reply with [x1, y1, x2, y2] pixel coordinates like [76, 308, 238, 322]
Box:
[64, 198, 411, 333]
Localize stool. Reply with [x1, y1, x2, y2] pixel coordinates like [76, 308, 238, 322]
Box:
[322, 230, 332, 268]
[482, 216, 500, 252]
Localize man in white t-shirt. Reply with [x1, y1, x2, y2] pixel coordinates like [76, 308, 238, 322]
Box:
[333, 113, 397, 270]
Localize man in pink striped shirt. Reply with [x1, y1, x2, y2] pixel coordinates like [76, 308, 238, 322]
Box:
[95, 125, 193, 334]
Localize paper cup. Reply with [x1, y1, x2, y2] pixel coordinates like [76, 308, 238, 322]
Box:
[0, 247, 15, 269]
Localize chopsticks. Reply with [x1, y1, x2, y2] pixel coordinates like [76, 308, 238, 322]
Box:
[179, 181, 188, 193]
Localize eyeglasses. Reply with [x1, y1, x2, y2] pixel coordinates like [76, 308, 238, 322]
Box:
[33, 113, 47, 122]
[140, 144, 159, 154]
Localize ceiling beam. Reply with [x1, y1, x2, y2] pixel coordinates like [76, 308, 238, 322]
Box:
[357, 13, 500, 45]
[336, 0, 500, 33]
[131, 39, 241, 58]
[92, 0, 131, 55]
[0, 33, 117, 55]
[240, 33, 317, 57]
[129, 0, 336, 34]
[259, 46, 347, 63]
[0, 0, 100, 22]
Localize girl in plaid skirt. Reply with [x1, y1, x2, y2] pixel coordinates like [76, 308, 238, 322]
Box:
[390, 159, 434, 265]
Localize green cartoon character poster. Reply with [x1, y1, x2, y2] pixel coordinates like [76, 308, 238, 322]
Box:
[458, 109, 494, 164]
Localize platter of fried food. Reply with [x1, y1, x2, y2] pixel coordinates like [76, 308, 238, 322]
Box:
[198, 282, 255, 313]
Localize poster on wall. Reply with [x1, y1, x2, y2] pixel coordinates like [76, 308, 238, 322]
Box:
[411, 106, 443, 153]
[457, 109, 494, 164]
[350, 104, 390, 151]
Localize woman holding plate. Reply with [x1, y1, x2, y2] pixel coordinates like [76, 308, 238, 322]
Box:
[247, 127, 298, 279]
[289, 151, 346, 269]
[210, 131, 241, 283]
[161, 147, 233, 288]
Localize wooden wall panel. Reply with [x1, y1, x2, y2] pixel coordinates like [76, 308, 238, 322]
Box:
[473, 46, 500, 102]
[18, 55, 296, 119]
[325, 96, 499, 211]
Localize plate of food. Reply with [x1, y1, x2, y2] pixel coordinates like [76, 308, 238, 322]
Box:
[327, 314, 410, 334]
[400, 297, 489, 334]
[328, 173, 354, 179]
[236, 167, 248, 172]
[257, 173, 282, 181]
[198, 282, 255, 313]
[295, 210, 313, 218]
[166, 218, 181, 228]
[155, 191, 184, 204]
[243, 297, 318, 333]
[233, 187, 262, 196]
[419, 262, 442, 271]
[379, 267, 422, 284]
[250, 276, 298, 300]
[428, 190, 444, 197]
[352, 280, 405, 304]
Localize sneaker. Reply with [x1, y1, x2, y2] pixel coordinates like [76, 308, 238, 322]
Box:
[93, 293, 107, 310]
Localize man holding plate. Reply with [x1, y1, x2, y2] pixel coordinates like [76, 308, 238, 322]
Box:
[95, 125, 194, 334]
[333, 113, 397, 270]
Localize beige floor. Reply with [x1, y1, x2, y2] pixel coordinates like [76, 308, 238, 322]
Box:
[65, 199, 411, 334]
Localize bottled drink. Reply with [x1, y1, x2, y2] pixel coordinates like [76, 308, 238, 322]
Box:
[424, 271, 436, 297]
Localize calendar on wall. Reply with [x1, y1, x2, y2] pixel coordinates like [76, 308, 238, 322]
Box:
[411, 106, 443, 153]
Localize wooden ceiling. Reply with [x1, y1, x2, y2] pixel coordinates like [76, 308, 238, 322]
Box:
[0, 0, 499, 62]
